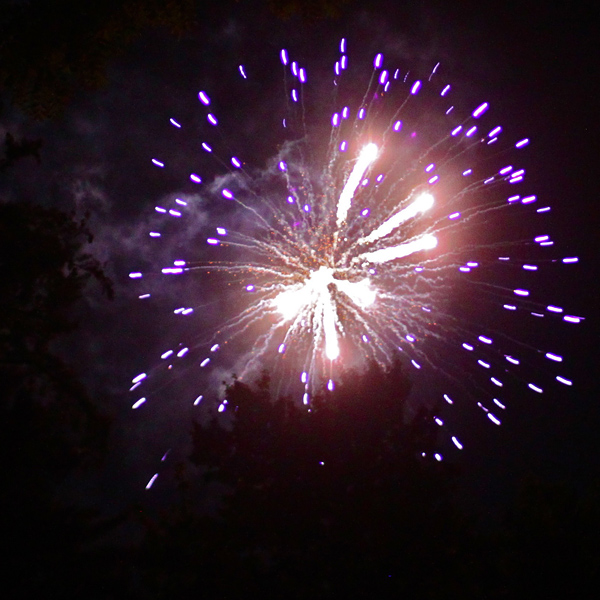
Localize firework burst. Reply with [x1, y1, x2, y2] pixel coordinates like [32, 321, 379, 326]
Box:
[129, 37, 581, 480]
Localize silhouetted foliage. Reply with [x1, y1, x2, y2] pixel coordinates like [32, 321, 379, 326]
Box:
[1, 350, 597, 597]
[120, 365, 600, 599]
[0, 199, 112, 479]
[495, 476, 600, 598]
[0, 201, 113, 598]
[173, 361, 466, 597]
[0, 132, 43, 171]
[0, 202, 113, 366]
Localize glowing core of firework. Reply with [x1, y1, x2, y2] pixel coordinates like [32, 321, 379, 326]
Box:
[270, 142, 437, 362]
[272, 266, 376, 360]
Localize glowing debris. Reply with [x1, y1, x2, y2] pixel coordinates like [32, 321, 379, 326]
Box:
[451, 437, 463, 449]
[472, 102, 489, 118]
[410, 80, 422, 95]
[564, 315, 582, 323]
[145, 474, 159, 490]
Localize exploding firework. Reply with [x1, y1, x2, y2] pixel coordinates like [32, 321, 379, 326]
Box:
[128, 37, 581, 479]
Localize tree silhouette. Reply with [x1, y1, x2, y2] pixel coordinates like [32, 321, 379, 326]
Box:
[167, 361, 467, 597]
[0, 202, 113, 369]
[0, 200, 113, 483]
[0, 201, 113, 598]
[494, 476, 600, 598]
[0, 132, 43, 171]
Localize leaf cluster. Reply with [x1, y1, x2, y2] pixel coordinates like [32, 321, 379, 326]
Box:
[0, 201, 113, 364]
[182, 361, 466, 597]
[0, 200, 113, 598]
[0, 201, 112, 481]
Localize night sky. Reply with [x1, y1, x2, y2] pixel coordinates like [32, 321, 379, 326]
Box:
[2, 0, 599, 520]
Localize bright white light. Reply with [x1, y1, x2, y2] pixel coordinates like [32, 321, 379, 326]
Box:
[132, 398, 146, 409]
[335, 278, 376, 308]
[272, 266, 377, 361]
[487, 413, 501, 425]
[336, 143, 378, 228]
[358, 234, 437, 264]
[145, 474, 159, 490]
[359, 193, 434, 245]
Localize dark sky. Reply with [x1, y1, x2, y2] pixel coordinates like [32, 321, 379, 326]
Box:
[2, 0, 598, 514]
